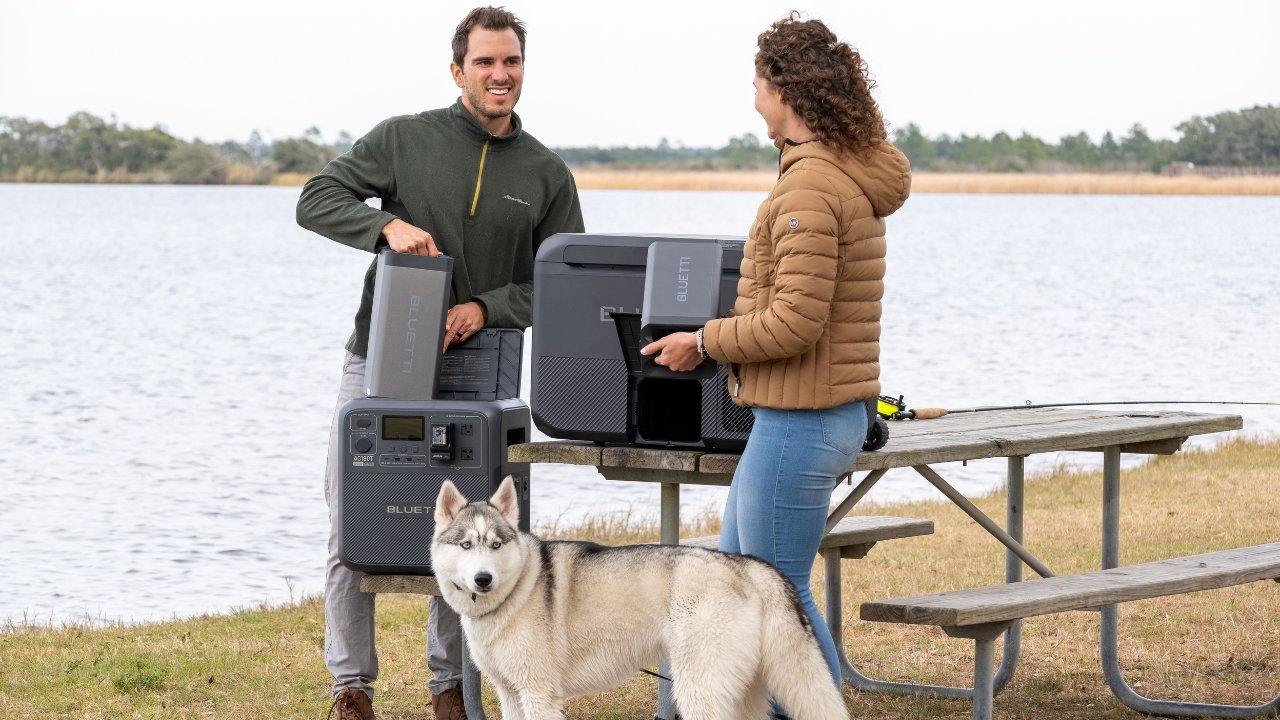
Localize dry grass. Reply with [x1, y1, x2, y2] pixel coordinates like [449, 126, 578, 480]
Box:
[569, 168, 1280, 196]
[1, 438, 1277, 719]
[269, 171, 313, 187]
[533, 504, 722, 544]
[224, 163, 274, 185]
[571, 169, 777, 192]
[909, 172, 1280, 196]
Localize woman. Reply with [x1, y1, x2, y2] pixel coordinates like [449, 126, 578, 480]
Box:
[641, 13, 911, 686]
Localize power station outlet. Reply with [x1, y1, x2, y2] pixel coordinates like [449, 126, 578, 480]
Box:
[460, 423, 475, 436]
[461, 448, 475, 461]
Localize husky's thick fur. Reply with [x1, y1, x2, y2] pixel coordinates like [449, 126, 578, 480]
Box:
[431, 477, 848, 720]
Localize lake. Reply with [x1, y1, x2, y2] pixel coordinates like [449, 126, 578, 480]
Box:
[1, 183, 1277, 626]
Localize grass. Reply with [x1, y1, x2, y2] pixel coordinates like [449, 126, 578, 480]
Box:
[270, 171, 313, 187]
[571, 169, 1280, 195]
[2, 438, 1277, 719]
[908, 172, 1280, 196]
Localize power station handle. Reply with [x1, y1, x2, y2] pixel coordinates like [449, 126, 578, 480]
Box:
[911, 407, 949, 420]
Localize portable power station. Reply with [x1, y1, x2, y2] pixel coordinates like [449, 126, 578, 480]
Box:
[336, 397, 530, 574]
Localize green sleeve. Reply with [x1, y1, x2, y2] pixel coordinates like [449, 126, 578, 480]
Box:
[296, 119, 401, 253]
[473, 169, 585, 328]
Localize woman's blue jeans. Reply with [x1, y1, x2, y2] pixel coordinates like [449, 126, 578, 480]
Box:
[719, 401, 867, 688]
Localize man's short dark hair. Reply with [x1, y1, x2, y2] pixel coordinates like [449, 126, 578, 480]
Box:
[452, 6, 527, 66]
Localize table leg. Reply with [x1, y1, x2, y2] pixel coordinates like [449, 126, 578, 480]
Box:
[1097, 445, 1280, 717]
[656, 482, 679, 720]
[835, 461, 1019, 699]
[461, 635, 488, 720]
[660, 481, 680, 546]
[993, 455, 1025, 691]
[914, 464, 1056, 580]
[825, 469, 888, 532]
[1102, 444, 1121, 571]
[943, 623, 1013, 720]
[826, 556, 981, 698]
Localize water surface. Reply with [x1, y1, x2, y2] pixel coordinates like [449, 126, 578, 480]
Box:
[2, 184, 1277, 626]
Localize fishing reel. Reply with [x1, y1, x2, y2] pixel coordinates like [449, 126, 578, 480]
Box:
[877, 394, 908, 418]
[861, 395, 902, 452]
[862, 414, 890, 451]
[877, 394, 948, 421]
[860, 394, 949, 451]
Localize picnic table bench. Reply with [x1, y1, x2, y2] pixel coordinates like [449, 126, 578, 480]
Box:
[861, 542, 1280, 720]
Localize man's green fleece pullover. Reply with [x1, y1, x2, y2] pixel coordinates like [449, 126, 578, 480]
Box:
[296, 99, 585, 356]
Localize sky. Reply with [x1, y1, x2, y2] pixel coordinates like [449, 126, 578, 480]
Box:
[3, 0, 1278, 149]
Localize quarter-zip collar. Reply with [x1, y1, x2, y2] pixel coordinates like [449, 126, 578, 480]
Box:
[447, 98, 523, 147]
[445, 98, 524, 217]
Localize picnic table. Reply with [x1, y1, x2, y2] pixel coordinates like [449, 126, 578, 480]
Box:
[511, 407, 1255, 718]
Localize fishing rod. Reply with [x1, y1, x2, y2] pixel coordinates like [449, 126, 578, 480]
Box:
[879, 397, 1280, 421]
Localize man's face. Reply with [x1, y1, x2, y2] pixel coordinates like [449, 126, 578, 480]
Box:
[451, 27, 524, 134]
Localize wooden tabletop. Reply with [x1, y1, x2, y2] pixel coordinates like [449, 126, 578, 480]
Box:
[509, 408, 1242, 481]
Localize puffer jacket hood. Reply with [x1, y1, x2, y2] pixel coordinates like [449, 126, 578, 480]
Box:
[780, 139, 911, 219]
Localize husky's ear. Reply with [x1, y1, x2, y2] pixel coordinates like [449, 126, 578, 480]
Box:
[434, 480, 467, 532]
[490, 476, 520, 527]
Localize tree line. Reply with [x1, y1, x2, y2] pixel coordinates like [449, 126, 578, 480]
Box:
[0, 112, 354, 184]
[893, 104, 1280, 172]
[2, 105, 1277, 184]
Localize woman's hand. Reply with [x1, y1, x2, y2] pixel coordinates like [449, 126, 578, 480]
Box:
[640, 331, 703, 372]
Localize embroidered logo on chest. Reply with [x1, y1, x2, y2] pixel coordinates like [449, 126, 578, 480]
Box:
[788, 217, 799, 229]
[503, 194, 531, 206]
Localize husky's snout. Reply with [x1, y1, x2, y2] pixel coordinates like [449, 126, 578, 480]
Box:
[474, 572, 493, 592]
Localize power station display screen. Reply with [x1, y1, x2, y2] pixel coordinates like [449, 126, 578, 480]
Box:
[382, 416, 425, 441]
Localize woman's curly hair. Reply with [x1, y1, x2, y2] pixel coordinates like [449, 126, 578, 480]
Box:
[755, 13, 886, 156]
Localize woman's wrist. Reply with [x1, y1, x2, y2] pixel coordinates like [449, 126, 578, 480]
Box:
[695, 327, 708, 360]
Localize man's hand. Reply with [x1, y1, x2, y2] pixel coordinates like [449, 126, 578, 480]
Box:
[640, 331, 703, 372]
[381, 218, 441, 256]
[443, 301, 488, 350]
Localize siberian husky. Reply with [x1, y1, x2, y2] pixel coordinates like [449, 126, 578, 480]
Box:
[430, 477, 849, 720]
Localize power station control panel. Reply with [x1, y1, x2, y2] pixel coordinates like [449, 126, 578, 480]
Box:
[347, 410, 485, 470]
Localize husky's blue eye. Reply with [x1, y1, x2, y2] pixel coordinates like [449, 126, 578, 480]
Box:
[490, 541, 502, 550]
[461, 541, 472, 550]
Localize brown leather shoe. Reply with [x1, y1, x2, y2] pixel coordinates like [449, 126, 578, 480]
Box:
[328, 687, 374, 720]
[430, 686, 468, 720]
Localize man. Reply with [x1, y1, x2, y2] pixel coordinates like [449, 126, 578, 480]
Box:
[296, 7, 584, 719]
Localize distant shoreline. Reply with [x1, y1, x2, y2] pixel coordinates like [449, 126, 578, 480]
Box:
[570, 169, 1280, 195]
[6, 171, 1280, 196]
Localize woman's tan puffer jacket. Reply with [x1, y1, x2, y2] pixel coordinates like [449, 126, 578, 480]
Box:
[702, 139, 911, 409]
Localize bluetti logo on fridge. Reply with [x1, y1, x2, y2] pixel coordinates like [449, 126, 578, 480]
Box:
[676, 255, 691, 302]
[600, 305, 640, 321]
[401, 295, 421, 374]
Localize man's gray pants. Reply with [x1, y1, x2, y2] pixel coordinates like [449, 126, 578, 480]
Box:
[324, 351, 463, 699]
